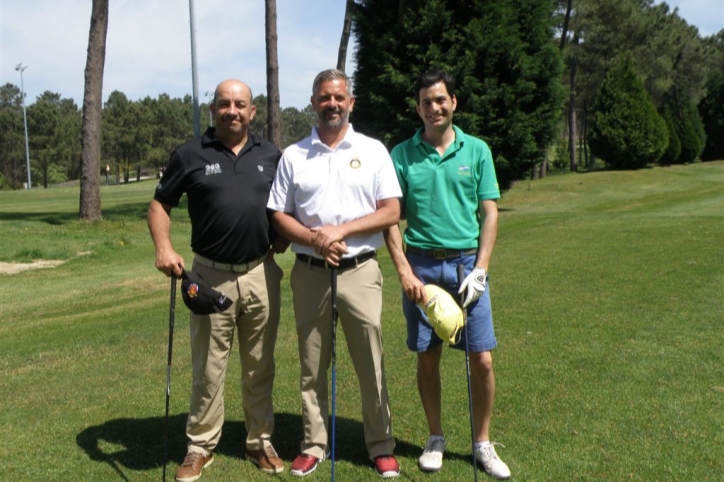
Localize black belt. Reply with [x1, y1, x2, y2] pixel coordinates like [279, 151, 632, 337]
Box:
[405, 246, 477, 260]
[296, 251, 376, 270]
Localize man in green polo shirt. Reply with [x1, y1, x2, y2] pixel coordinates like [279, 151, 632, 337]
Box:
[385, 69, 511, 480]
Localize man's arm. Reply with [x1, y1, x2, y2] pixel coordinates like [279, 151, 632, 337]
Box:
[147, 199, 185, 277]
[475, 199, 498, 270]
[311, 197, 401, 254]
[384, 222, 426, 304]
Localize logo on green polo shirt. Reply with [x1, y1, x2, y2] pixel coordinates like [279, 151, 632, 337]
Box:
[457, 166, 471, 177]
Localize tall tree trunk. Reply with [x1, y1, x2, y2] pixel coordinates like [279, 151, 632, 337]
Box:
[337, 0, 354, 72]
[568, 34, 578, 172]
[559, 0, 573, 51]
[265, 0, 281, 148]
[79, 0, 108, 221]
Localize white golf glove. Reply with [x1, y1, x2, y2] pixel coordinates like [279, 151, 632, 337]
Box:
[458, 267, 487, 309]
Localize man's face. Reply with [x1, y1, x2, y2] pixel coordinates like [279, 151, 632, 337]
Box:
[311, 79, 355, 131]
[210, 81, 256, 138]
[416, 81, 456, 131]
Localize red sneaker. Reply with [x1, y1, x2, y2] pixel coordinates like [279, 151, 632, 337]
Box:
[372, 455, 400, 478]
[290, 453, 321, 477]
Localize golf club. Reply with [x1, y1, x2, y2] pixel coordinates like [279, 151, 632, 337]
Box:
[162, 275, 177, 482]
[457, 264, 479, 482]
[330, 267, 338, 481]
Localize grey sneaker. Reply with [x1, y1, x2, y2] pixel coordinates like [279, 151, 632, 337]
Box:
[418, 436, 446, 472]
[474, 442, 511, 480]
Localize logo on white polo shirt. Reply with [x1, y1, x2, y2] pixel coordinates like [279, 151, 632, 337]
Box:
[205, 163, 222, 175]
[349, 157, 361, 169]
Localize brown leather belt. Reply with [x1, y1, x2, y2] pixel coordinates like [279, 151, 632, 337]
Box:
[405, 246, 477, 260]
[194, 254, 265, 273]
[296, 251, 376, 270]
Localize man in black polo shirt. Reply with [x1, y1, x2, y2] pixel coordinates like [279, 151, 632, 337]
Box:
[148, 79, 287, 481]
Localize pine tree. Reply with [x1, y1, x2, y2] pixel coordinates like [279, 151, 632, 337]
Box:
[352, 0, 564, 189]
[587, 56, 667, 169]
[659, 107, 681, 165]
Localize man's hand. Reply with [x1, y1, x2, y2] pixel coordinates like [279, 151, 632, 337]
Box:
[311, 225, 346, 255]
[458, 267, 487, 308]
[400, 273, 426, 305]
[322, 241, 348, 266]
[155, 247, 185, 278]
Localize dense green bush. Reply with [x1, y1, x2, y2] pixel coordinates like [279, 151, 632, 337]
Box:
[698, 71, 724, 161]
[672, 102, 702, 164]
[659, 107, 681, 165]
[587, 56, 667, 169]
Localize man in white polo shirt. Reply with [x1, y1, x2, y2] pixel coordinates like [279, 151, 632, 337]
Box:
[267, 69, 401, 478]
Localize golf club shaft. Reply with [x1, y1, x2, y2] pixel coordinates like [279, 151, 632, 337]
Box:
[163, 276, 177, 482]
[330, 268, 338, 481]
[457, 264, 479, 482]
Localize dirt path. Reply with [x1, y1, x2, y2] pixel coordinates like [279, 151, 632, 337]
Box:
[0, 260, 67, 275]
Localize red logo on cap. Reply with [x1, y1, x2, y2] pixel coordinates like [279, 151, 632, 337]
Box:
[187, 283, 199, 298]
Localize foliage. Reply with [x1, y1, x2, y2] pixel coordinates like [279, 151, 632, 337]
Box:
[556, 0, 716, 171]
[251, 94, 315, 148]
[659, 107, 681, 165]
[27, 91, 81, 188]
[0, 83, 27, 189]
[699, 69, 724, 161]
[352, 0, 564, 189]
[667, 97, 706, 164]
[588, 56, 667, 169]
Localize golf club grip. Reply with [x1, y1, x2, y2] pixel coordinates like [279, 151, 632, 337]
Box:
[167, 276, 176, 367]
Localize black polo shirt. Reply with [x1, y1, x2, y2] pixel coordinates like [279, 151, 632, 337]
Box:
[154, 128, 282, 264]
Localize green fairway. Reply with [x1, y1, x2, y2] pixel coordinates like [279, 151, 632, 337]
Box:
[1, 163, 722, 481]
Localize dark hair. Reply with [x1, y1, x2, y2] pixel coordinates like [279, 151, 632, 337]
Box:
[414, 70, 455, 103]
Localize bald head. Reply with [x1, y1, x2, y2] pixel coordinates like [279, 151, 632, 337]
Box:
[210, 79, 256, 148]
[213, 79, 253, 106]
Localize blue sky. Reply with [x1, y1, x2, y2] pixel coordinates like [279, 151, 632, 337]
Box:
[1, 0, 722, 109]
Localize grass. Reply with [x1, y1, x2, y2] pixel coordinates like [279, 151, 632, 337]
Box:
[1, 162, 722, 481]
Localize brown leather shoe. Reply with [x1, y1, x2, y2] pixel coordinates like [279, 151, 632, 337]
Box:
[175, 451, 213, 482]
[246, 444, 284, 474]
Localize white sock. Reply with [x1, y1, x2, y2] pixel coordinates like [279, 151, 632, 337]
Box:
[474, 441, 491, 450]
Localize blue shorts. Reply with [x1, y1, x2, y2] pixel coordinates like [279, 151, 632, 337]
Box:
[403, 252, 497, 353]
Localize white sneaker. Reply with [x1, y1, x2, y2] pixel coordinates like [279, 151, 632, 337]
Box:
[418, 436, 446, 472]
[474, 442, 511, 480]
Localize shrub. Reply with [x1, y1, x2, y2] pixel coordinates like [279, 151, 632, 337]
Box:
[698, 71, 724, 161]
[587, 56, 667, 169]
[659, 107, 681, 165]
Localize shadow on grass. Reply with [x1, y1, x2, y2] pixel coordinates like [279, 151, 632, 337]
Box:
[76, 411, 423, 479]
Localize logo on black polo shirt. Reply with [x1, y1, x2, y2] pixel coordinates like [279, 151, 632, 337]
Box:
[205, 163, 222, 176]
[257, 165, 264, 172]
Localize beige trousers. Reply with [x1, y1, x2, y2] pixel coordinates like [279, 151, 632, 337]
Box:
[185, 257, 283, 454]
[291, 256, 395, 459]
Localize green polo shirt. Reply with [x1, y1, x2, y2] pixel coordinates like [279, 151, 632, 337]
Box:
[390, 125, 500, 250]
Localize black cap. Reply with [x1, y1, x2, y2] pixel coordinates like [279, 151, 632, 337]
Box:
[181, 271, 233, 315]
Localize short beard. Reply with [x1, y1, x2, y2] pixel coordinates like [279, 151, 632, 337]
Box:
[319, 109, 349, 131]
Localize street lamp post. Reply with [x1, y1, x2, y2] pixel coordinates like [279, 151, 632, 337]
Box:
[15, 63, 31, 189]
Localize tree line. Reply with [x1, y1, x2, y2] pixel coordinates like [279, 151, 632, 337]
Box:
[0, 86, 315, 190]
[3, 0, 722, 217]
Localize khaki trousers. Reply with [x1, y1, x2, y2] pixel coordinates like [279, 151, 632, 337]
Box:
[291, 256, 395, 459]
[186, 257, 282, 454]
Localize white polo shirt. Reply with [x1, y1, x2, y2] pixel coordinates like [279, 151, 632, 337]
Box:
[267, 124, 402, 257]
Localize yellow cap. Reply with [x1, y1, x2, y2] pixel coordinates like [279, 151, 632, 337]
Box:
[420, 284, 464, 344]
